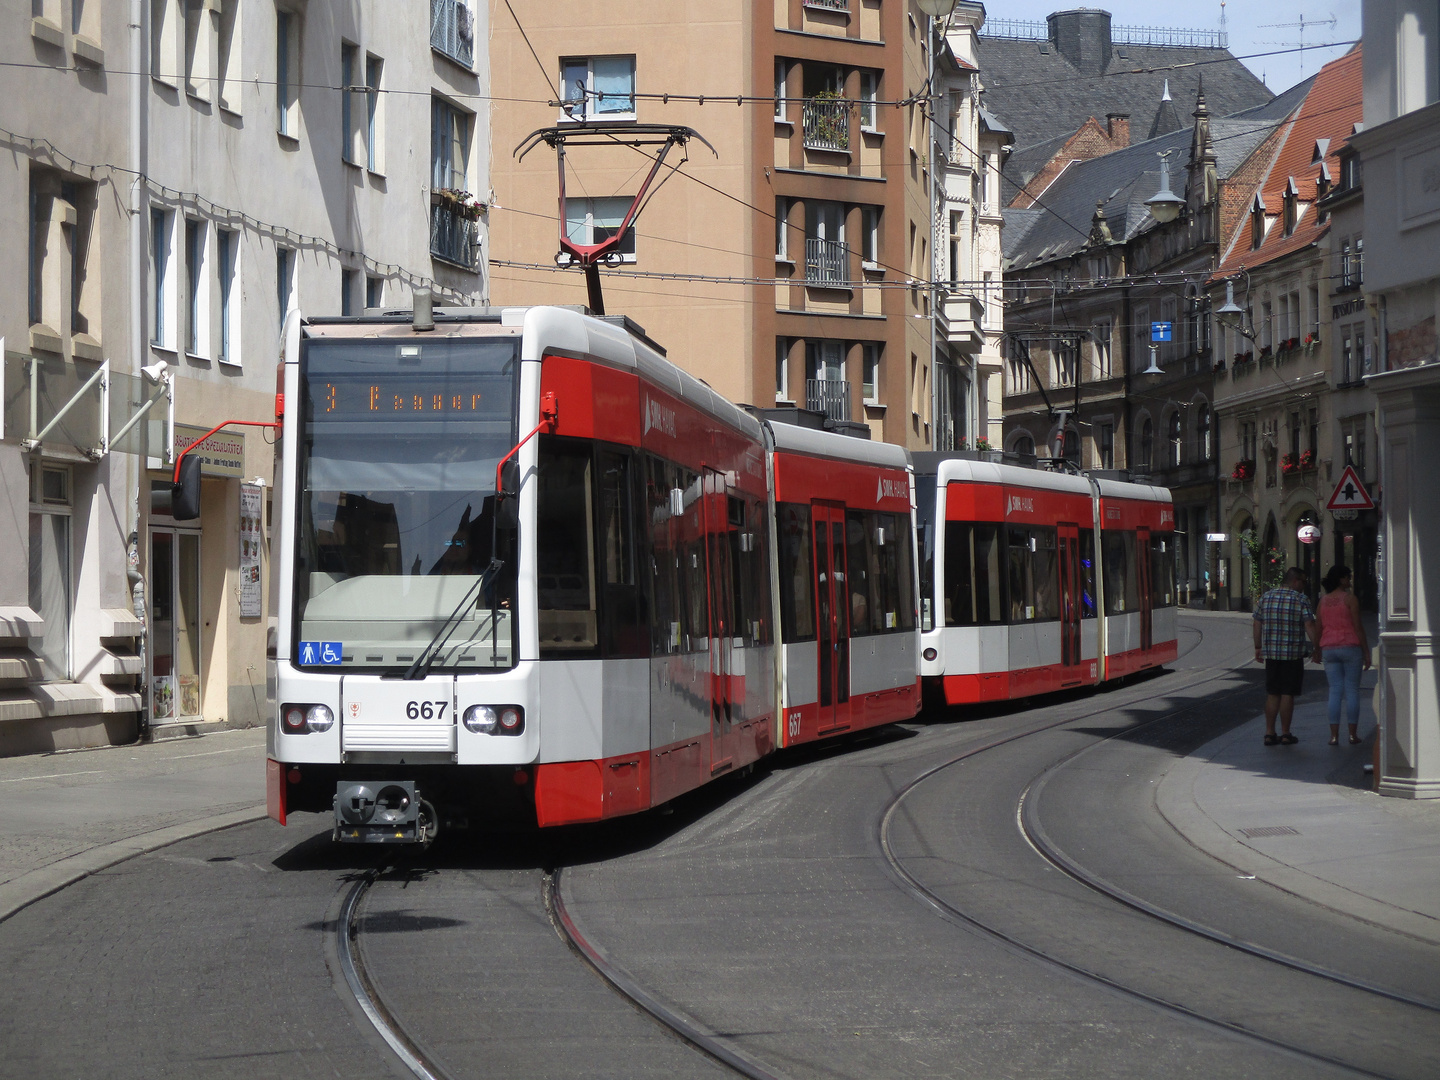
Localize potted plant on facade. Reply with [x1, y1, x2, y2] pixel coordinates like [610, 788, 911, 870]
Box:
[1258, 344, 1273, 360]
[1299, 449, 1315, 470]
[432, 188, 486, 221]
[1231, 459, 1255, 481]
[1303, 332, 1320, 353]
[1280, 452, 1299, 475]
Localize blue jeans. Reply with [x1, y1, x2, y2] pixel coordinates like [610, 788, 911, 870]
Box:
[1323, 645, 1364, 728]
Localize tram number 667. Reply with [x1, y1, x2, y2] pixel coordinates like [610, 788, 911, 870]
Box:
[405, 701, 448, 720]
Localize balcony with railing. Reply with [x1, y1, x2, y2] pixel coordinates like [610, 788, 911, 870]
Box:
[430, 203, 479, 269]
[805, 238, 848, 287]
[803, 97, 850, 152]
[942, 293, 985, 351]
[804, 0, 849, 9]
[431, 0, 474, 69]
[806, 379, 851, 422]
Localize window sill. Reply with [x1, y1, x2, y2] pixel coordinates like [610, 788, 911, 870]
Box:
[863, 401, 885, 413]
[774, 118, 794, 130]
[219, 102, 242, 120]
[277, 131, 300, 149]
[151, 74, 179, 92]
[775, 256, 795, 268]
[72, 34, 104, 68]
[861, 260, 882, 273]
[186, 351, 211, 365]
[217, 356, 242, 369]
[30, 16, 63, 49]
[150, 343, 178, 357]
[367, 167, 386, 181]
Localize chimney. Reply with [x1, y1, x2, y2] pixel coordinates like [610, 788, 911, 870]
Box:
[1047, 9, 1113, 77]
[1106, 113, 1130, 146]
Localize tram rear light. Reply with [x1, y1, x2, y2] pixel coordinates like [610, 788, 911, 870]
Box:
[282, 706, 307, 733]
[462, 704, 524, 736]
[923, 648, 938, 662]
[288, 767, 302, 784]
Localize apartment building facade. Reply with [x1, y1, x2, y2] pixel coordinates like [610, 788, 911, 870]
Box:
[1351, 0, 1440, 799]
[488, 0, 962, 448]
[2, 1, 486, 753]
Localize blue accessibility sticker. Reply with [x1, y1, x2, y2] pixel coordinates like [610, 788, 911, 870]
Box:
[299, 641, 344, 666]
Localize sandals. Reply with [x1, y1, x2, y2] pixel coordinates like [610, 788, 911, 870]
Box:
[1280, 733, 1299, 745]
[1264, 733, 1280, 746]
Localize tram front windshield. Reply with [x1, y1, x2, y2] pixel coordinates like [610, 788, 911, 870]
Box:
[293, 337, 520, 672]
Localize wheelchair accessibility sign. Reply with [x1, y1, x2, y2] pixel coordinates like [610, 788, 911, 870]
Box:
[299, 641, 344, 666]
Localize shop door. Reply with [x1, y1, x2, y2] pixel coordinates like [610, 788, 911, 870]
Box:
[703, 468, 737, 770]
[1136, 527, 1153, 652]
[1058, 523, 1082, 668]
[812, 502, 850, 733]
[150, 528, 203, 723]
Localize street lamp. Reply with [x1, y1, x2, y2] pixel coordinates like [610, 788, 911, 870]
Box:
[1145, 149, 1185, 224]
[1214, 271, 1259, 343]
[915, 0, 958, 16]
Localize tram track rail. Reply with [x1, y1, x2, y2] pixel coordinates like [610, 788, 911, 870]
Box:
[879, 627, 1426, 1080]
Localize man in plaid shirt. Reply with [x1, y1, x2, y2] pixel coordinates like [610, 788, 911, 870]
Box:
[1253, 567, 1319, 745]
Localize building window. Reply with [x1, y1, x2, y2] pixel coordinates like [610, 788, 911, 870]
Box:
[217, 228, 238, 366]
[859, 70, 878, 130]
[430, 0, 475, 69]
[365, 55, 384, 171]
[366, 275, 384, 310]
[948, 210, 963, 286]
[276, 7, 298, 138]
[1341, 329, 1355, 384]
[151, 0, 177, 83]
[151, 207, 175, 348]
[805, 201, 847, 286]
[806, 340, 849, 422]
[1092, 319, 1112, 378]
[1308, 408, 1318, 457]
[1096, 421, 1114, 469]
[1053, 339, 1077, 387]
[276, 246, 294, 320]
[1008, 339, 1032, 393]
[183, 0, 209, 99]
[431, 97, 471, 191]
[341, 268, 358, 317]
[29, 464, 72, 682]
[775, 59, 789, 122]
[341, 42, 358, 164]
[862, 206, 880, 266]
[565, 197, 636, 261]
[560, 56, 636, 120]
[862, 343, 880, 403]
[776, 197, 790, 260]
[184, 218, 205, 357]
[1289, 409, 1302, 460]
[1139, 417, 1154, 471]
[1197, 403, 1212, 460]
[217, 0, 241, 111]
[776, 338, 790, 401]
[1167, 410, 1182, 467]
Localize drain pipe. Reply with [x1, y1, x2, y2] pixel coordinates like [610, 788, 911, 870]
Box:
[129, 0, 150, 736]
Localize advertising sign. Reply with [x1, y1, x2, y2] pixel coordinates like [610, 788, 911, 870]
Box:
[239, 483, 264, 618]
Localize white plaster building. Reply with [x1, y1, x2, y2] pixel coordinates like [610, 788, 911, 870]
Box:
[2, 0, 488, 753]
[937, 3, 1008, 449]
[1351, 0, 1440, 798]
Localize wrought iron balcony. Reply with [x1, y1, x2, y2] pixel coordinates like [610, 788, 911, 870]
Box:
[431, 0, 474, 68]
[806, 379, 851, 422]
[802, 97, 849, 152]
[805, 238, 849, 286]
[430, 203, 479, 270]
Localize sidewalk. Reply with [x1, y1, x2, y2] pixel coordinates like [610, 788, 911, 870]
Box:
[1158, 676, 1440, 945]
[0, 727, 268, 922]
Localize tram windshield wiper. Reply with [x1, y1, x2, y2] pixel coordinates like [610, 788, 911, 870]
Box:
[403, 558, 503, 681]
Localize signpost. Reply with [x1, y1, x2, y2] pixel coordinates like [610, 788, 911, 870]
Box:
[1326, 465, 1374, 511]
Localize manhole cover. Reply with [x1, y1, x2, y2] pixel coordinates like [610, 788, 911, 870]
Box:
[1239, 825, 1300, 838]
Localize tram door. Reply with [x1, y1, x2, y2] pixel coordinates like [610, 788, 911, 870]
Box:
[1058, 523, 1082, 668]
[703, 468, 737, 770]
[812, 503, 851, 733]
[1137, 527, 1154, 652]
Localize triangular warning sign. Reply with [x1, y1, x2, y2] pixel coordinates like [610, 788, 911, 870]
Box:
[1327, 464, 1374, 510]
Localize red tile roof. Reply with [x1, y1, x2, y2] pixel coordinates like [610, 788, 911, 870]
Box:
[1214, 46, 1362, 279]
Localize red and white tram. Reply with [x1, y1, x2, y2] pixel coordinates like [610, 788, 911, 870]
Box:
[913, 454, 1177, 706]
[265, 306, 921, 840]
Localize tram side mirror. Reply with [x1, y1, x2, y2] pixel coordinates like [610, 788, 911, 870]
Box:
[498, 458, 519, 499]
[171, 456, 202, 521]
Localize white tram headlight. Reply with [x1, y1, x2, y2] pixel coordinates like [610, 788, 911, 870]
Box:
[462, 704, 524, 736]
[306, 705, 335, 733]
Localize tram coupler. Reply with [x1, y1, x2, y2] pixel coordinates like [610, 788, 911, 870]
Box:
[333, 780, 432, 843]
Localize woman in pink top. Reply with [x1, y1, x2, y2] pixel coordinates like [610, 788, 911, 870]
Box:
[1312, 564, 1370, 745]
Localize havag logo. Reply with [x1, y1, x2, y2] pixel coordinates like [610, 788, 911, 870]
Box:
[643, 397, 676, 438]
[1007, 494, 1034, 515]
[875, 476, 907, 502]
[1160, 508, 1174, 525]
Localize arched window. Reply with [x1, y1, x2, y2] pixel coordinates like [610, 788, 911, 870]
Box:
[1168, 411, 1183, 467]
[1139, 418, 1154, 470]
[1012, 434, 1035, 456]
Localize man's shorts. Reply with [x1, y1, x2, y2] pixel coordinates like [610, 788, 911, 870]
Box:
[1265, 658, 1306, 697]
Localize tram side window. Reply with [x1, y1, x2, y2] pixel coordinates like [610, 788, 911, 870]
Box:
[731, 496, 772, 646]
[915, 475, 937, 631]
[680, 469, 707, 650]
[777, 502, 815, 641]
[1079, 530, 1097, 618]
[1031, 526, 1059, 621]
[1007, 528, 1033, 622]
[1151, 533, 1176, 609]
[1102, 530, 1140, 614]
[537, 438, 598, 655]
[845, 512, 872, 633]
[944, 523, 1004, 627]
[646, 455, 686, 656]
[597, 449, 647, 657]
[890, 512, 916, 631]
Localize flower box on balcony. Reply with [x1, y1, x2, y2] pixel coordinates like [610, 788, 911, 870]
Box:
[1230, 459, 1255, 481]
[432, 188, 485, 221]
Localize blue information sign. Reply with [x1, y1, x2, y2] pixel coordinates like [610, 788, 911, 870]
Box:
[1151, 321, 1173, 342]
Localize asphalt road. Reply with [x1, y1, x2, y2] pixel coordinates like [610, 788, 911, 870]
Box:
[2, 614, 1436, 1079]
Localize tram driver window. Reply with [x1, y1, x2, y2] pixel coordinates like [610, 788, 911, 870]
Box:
[536, 439, 598, 654]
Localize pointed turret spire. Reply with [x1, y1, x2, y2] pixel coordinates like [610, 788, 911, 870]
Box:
[1188, 78, 1218, 204]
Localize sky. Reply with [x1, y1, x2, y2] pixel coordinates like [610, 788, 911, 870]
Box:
[986, 1, 1362, 97]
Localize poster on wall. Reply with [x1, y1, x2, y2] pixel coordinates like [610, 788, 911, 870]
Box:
[152, 676, 175, 721]
[240, 483, 264, 618]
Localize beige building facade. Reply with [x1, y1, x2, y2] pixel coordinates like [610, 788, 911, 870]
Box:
[2, 1, 487, 753]
[488, 0, 948, 448]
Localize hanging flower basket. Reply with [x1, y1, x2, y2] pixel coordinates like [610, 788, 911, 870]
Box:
[432, 188, 486, 221]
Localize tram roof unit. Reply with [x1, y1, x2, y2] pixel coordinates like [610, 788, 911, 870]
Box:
[911, 453, 1173, 506]
[767, 418, 910, 471]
